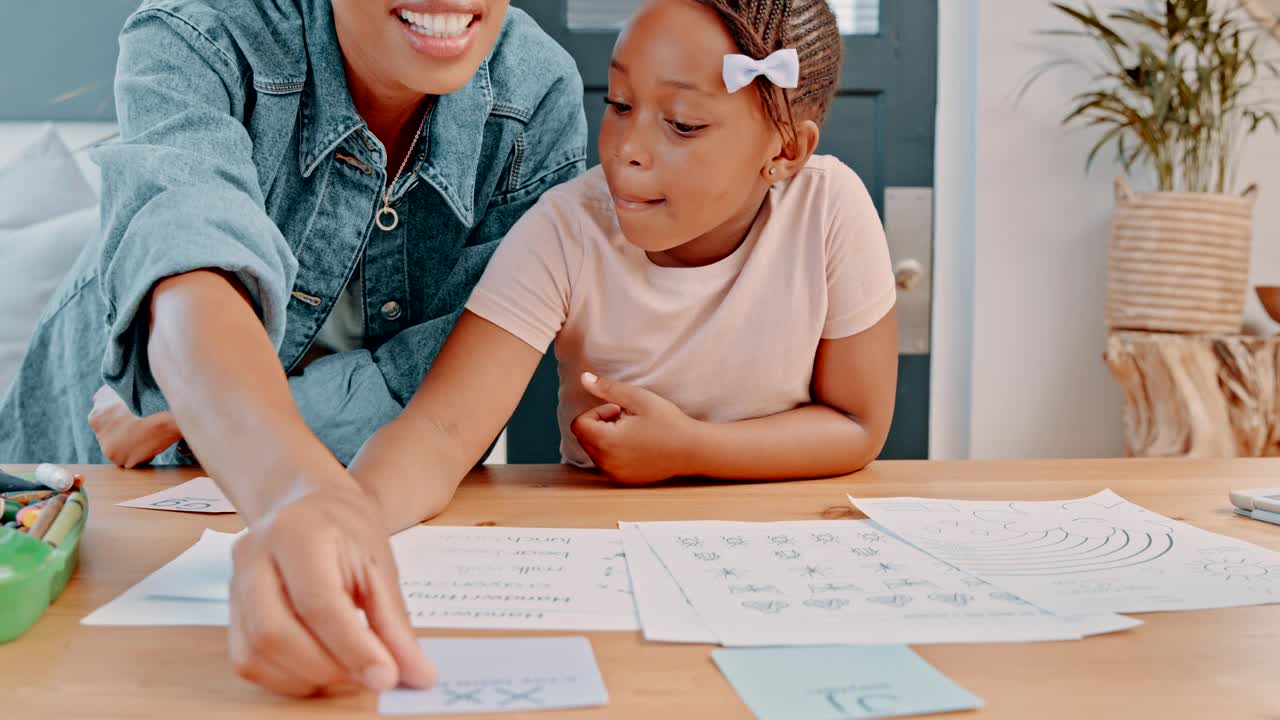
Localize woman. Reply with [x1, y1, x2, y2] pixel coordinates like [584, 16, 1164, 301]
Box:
[0, 0, 586, 697]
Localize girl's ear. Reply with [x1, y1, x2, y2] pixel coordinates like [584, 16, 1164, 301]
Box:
[764, 120, 821, 182]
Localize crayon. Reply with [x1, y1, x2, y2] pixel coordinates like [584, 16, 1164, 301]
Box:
[35, 464, 75, 492]
[0, 469, 42, 493]
[2, 490, 56, 506]
[1, 499, 19, 523]
[28, 494, 66, 541]
[17, 502, 45, 529]
[42, 492, 85, 548]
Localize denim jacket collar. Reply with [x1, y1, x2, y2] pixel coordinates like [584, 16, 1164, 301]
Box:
[420, 61, 491, 228]
[299, 0, 492, 227]
[298, 0, 363, 178]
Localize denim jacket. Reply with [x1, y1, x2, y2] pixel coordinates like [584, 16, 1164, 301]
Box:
[0, 0, 587, 464]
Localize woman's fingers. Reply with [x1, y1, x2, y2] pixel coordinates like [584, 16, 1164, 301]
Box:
[357, 544, 436, 689]
[272, 526, 399, 690]
[229, 533, 348, 695]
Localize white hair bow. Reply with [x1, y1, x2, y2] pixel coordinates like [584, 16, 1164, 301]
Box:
[722, 48, 800, 94]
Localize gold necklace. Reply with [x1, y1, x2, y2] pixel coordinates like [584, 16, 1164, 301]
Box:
[375, 98, 435, 232]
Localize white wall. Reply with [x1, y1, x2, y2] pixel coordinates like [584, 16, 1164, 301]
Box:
[929, 0, 979, 460]
[933, 1, 1280, 459]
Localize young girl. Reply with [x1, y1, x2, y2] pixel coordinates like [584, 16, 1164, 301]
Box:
[353, 0, 899, 530]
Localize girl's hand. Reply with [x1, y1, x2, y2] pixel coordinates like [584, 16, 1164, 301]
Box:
[88, 385, 184, 468]
[569, 373, 701, 485]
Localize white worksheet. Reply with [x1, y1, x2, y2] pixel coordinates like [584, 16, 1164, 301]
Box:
[852, 490, 1280, 614]
[84, 526, 640, 631]
[389, 526, 638, 631]
[635, 520, 1138, 646]
[618, 522, 716, 644]
[81, 529, 235, 626]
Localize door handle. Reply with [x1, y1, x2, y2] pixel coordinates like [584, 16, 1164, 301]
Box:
[895, 258, 924, 291]
[884, 187, 933, 355]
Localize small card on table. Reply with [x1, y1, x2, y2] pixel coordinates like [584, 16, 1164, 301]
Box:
[712, 645, 981, 719]
[117, 476, 235, 514]
[379, 637, 608, 716]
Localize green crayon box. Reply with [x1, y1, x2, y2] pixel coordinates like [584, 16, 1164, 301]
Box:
[0, 471, 88, 643]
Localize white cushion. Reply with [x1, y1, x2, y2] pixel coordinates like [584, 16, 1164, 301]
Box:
[0, 126, 97, 228]
[0, 126, 100, 395]
[0, 123, 115, 197]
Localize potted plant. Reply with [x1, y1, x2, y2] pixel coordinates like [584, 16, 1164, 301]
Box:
[1033, 0, 1279, 334]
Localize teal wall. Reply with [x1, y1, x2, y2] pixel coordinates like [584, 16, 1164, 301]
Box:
[0, 1, 139, 121]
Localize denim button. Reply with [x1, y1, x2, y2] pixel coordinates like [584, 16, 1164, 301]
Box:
[381, 300, 402, 320]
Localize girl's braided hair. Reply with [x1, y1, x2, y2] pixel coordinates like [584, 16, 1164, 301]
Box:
[697, 0, 844, 146]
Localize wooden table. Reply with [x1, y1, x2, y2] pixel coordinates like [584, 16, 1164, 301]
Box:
[5, 460, 1280, 718]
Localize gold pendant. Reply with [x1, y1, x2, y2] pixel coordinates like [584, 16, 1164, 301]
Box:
[376, 205, 399, 231]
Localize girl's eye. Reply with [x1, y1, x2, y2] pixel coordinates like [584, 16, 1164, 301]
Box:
[604, 98, 632, 114]
[668, 120, 707, 136]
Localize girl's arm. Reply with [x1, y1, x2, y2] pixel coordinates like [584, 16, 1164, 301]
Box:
[687, 306, 898, 478]
[347, 311, 545, 532]
[573, 307, 898, 483]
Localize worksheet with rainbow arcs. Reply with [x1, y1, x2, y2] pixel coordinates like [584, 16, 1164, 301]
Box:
[852, 489, 1280, 614]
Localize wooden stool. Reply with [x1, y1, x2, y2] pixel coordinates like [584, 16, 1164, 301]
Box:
[1104, 330, 1280, 457]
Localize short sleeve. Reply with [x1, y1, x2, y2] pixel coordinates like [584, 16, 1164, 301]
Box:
[822, 163, 897, 340]
[464, 190, 583, 352]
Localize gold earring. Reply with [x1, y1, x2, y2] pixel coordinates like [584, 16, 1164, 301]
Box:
[768, 167, 776, 177]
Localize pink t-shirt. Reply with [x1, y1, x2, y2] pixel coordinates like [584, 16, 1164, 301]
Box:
[466, 154, 895, 467]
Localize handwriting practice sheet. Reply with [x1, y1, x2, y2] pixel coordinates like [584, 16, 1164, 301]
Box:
[85, 526, 639, 631]
[389, 526, 638, 630]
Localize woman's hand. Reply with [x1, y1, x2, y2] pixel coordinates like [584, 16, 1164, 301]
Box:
[88, 385, 184, 468]
[228, 483, 436, 697]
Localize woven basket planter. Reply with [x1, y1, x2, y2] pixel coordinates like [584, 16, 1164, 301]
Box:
[1106, 177, 1258, 335]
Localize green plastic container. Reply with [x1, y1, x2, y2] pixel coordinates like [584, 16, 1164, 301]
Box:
[0, 477, 88, 643]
